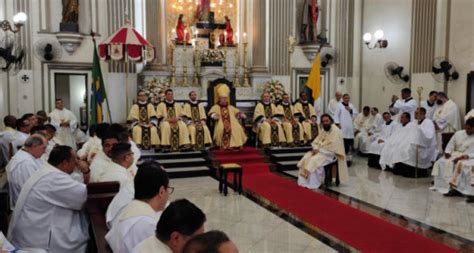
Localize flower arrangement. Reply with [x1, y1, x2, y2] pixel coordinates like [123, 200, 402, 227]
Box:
[200, 49, 225, 64]
[141, 77, 170, 103]
[263, 80, 285, 102]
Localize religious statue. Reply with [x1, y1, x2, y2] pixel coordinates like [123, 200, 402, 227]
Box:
[300, 0, 318, 44]
[195, 0, 211, 22]
[224, 16, 234, 45]
[62, 0, 79, 23]
[176, 14, 190, 42]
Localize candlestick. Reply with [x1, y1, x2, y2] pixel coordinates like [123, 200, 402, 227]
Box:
[193, 44, 200, 86]
[170, 43, 176, 87]
[234, 42, 240, 87]
[243, 41, 250, 87]
[182, 46, 188, 87]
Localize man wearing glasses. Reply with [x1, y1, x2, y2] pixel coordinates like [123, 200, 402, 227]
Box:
[106, 160, 171, 253]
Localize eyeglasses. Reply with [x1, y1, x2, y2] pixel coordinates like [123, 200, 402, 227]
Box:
[167, 186, 174, 194]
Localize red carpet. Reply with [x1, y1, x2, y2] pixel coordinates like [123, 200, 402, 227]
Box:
[211, 147, 456, 253]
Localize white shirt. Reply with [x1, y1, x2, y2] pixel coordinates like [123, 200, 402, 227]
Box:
[133, 236, 172, 253]
[95, 161, 134, 187]
[106, 200, 162, 253]
[11, 131, 29, 154]
[77, 136, 102, 161]
[90, 150, 113, 182]
[444, 130, 474, 158]
[391, 98, 417, 122]
[433, 99, 461, 133]
[6, 149, 44, 209]
[8, 163, 88, 252]
[334, 102, 358, 139]
[421, 100, 438, 120]
[327, 98, 341, 118]
[368, 120, 401, 155]
[106, 182, 135, 228]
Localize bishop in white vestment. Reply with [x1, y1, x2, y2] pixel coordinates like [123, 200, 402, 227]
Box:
[49, 98, 78, 149]
[297, 114, 348, 189]
[431, 118, 474, 194]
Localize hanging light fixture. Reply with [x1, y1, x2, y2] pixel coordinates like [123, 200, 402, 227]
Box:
[0, 12, 27, 72]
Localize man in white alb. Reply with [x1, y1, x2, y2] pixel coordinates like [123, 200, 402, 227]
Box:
[389, 88, 417, 122]
[49, 98, 78, 149]
[353, 106, 374, 154]
[379, 112, 413, 170]
[95, 143, 134, 187]
[431, 118, 474, 194]
[367, 112, 401, 168]
[433, 92, 461, 154]
[106, 160, 170, 253]
[90, 132, 119, 182]
[421, 91, 438, 120]
[8, 145, 90, 252]
[334, 94, 357, 166]
[6, 134, 46, 209]
[327, 91, 342, 118]
[11, 118, 31, 154]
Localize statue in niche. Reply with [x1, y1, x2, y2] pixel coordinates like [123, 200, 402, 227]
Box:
[300, 0, 318, 44]
[176, 14, 190, 42]
[195, 0, 211, 22]
[61, 0, 79, 32]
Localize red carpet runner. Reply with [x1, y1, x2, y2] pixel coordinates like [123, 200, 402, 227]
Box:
[211, 147, 456, 253]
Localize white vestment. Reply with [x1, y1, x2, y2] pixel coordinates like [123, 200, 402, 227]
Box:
[106, 200, 162, 253]
[334, 102, 357, 139]
[465, 109, 474, 122]
[380, 119, 437, 169]
[0, 232, 15, 252]
[353, 114, 374, 153]
[430, 130, 474, 193]
[433, 100, 461, 133]
[367, 120, 401, 155]
[41, 138, 62, 161]
[94, 161, 134, 187]
[133, 236, 172, 253]
[49, 108, 78, 149]
[77, 136, 102, 162]
[390, 98, 417, 122]
[6, 149, 44, 209]
[90, 150, 113, 182]
[327, 98, 341, 118]
[0, 127, 16, 169]
[421, 100, 438, 120]
[11, 131, 29, 154]
[106, 182, 135, 228]
[8, 163, 88, 252]
[130, 139, 141, 164]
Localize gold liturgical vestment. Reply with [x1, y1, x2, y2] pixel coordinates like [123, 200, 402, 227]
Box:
[253, 102, 286, 146]
[294, 100, 318, 142]
[208, 104, 247, 149]
[297, 124, 348, 182]
[182, 102, 212, 150]
[156, 101, 190, 151]
[278, 102, 304, 146]
[127, 102, 160, 149]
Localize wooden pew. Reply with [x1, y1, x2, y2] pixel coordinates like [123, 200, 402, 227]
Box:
[86, 181, 120, 253]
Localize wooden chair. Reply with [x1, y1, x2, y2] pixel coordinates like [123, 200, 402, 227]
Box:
[218, 163, 243, 196]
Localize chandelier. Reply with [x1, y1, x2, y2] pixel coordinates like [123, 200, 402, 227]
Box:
[0, 12, 27, 73]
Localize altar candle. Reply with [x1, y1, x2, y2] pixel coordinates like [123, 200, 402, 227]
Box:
[184, 30, 188, 49]
[224, 31, 227, 44]
[243, 32, 247, 43]
[235, 33, 239, 43]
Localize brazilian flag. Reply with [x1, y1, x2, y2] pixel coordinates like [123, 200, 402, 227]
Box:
[90, 40, 107, 125]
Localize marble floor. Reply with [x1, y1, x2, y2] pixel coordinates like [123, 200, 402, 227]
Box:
[287, 155, 474, 242]
[169, 176, 336, 253]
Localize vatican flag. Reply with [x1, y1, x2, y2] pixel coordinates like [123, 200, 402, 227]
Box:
[305, 53, 321, 114]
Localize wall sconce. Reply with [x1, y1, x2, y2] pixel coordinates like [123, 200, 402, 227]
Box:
[363, 29, 388, 49]
[1, 12, 27, 72]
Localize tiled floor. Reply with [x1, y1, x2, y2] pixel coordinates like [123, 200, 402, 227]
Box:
[287, 155, 474, 242]
[169, 177, 336, 253]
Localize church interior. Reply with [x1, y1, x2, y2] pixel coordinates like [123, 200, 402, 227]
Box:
[1, 0, 474, 252]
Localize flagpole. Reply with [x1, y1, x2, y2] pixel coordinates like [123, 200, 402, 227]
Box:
[92, 32, 113, 123]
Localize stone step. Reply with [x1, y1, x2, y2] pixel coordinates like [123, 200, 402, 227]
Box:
[265, 146, 311, 155]
[275, 160, 299, 171]
[155, 157, 210, 168]
[165, 166, 211, 178]
[140, 151, 206, 160]
[270, 152, 307, 162]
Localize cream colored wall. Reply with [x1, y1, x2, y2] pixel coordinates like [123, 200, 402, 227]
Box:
[446, 0, 474, 116]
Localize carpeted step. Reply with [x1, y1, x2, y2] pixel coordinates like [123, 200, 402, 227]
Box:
[270, 152, 306, 162]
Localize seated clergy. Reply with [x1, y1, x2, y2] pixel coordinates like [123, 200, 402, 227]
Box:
[208, 85, 247, 150]
[381, 108, 437, 177]
[253, 92, 286, 147]
[466, 109, 474, 122]
[431, 118, 474, 194]
[0, 115, 17, 166]
[277, 93, 304, 146]
[297, 114, 348, 189]
[8, 145, 90, 252]
[379, 112, 412, 170]
[6, 134, 46, 209]
[294, 92, 318, 143]
[182, 91, 212, 150]
[367, 112, 401, 168]
[106, 160, 170, 253]
[182, 230, 239, 253]
[90, 131, 119, 182]
[77, 123, 110, 162]
[95, 143, 134, 187]
[353, 106, 374, 153]
[11, 118, 31, 154]
[156, 89, 191, 152]
[128, 90, 160, 150]
[133, 199, 206, 253]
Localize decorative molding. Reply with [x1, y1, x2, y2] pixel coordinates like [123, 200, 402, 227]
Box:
[55, 32, 84, 55]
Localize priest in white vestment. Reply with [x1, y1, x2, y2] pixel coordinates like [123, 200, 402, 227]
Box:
[421, 91, 438, 120]
[133, 199, 206, 253]
[77, 123, 110, 162]
[465, 109, 474, 122]
[353, 106, 374, 153]
[379, 112, 412, 170]
[49, 98, 78, 149]
[297, 114, 348, 189]
[8, 145, 91, 252]
[6, 134, 46, 209]
[327, 91, 342, 118]
[95, 143, 134, 187]
[367, 112, 401, 168]
[433, 92, 461, 153]
[0, 115, 17, 168]
[11, 118, 31, 154]
[431, 118, 474, 194]
[389, 88, 417, 122]
[106, 161, 170, 253]
[380, 109, 437, 177]
[90, 132, 119, 182]
[334, 94, 357, 165]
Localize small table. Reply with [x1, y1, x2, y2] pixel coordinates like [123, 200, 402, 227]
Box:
[218, 163, 243, 196]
